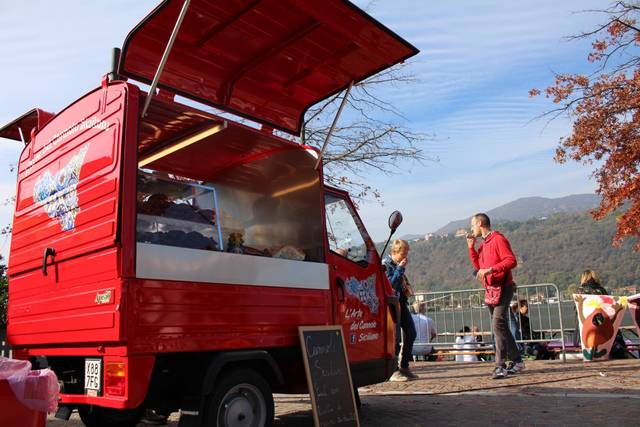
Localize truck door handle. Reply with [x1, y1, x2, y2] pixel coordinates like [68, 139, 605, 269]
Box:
[42, 247, 56, 276]
[336, 277, 345, 303]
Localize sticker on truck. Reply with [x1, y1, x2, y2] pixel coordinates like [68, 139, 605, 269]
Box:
[33, 144, 90, 231]
[345, 274, 379, 314]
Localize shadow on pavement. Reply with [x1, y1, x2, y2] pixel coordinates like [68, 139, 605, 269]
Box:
[273, 390, 640, 427]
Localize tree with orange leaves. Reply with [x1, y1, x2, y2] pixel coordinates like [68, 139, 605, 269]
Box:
[531, 1, 640, 250]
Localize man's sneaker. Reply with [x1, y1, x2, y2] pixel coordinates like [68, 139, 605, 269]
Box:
[399, 367, 419, 380]
[506, 361, 525, 375]
[389, 369, 411, 382]
[491, 366, 508, 380]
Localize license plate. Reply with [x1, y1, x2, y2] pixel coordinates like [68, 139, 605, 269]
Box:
[84, 358, 102, 395]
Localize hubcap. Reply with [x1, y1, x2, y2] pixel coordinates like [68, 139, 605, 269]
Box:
[217, 383, 266, 427]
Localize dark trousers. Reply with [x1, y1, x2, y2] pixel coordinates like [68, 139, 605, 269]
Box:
[395, 302, 416, 369]
[488, 285, 521, 367]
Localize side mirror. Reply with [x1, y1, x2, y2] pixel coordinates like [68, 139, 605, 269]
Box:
[388, 210, 403, 233]
[380, 210, 403, 258]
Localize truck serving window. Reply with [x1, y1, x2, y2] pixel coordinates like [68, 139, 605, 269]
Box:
[136, 142, 324, 263]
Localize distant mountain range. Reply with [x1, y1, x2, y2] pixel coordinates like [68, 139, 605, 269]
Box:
[434, 194, 601, 235]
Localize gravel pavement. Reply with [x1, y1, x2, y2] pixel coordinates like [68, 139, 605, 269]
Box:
[47, 359, 640, 426]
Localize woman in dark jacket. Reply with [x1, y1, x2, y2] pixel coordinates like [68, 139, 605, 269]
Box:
[577, 270, 608, 295]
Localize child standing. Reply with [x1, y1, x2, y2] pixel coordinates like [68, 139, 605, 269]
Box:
[383, 239, 418, 381]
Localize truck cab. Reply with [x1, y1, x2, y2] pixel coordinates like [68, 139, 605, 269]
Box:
[1, 1, 417, 426]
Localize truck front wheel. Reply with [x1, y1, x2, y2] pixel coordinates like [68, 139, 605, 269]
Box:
[204, 368, 274, 427]
[78, 405, 143, 427]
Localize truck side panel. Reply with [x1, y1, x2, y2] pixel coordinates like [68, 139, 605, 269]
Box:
[127, 278, 332, 354]
[10, 87, 125, 273]
[8, 83, 132, 346]
[9, 249, 122, 345]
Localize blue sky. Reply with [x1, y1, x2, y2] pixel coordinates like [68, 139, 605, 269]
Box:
[0, 0, 609, 258]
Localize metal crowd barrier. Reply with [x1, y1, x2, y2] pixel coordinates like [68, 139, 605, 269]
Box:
[412, 283, 567, 362]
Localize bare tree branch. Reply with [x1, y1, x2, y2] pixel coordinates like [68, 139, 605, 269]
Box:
[303, 61, 432, 202]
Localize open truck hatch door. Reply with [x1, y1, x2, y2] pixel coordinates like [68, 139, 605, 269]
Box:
[118, 0, 419, 135]
[0, 108, 55, 144]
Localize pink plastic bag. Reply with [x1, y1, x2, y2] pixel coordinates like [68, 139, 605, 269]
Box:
[0, 356, 59, 413]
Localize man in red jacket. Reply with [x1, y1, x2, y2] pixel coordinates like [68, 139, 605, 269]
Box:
[466, 213, 524, 379]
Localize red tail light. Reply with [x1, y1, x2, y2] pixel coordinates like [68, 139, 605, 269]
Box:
[104, 362, 126, 396]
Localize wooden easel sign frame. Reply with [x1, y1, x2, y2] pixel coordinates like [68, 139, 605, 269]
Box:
[298, 325, 360, 427]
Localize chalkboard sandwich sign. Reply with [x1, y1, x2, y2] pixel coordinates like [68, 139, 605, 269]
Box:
[298, 325, 360, 427]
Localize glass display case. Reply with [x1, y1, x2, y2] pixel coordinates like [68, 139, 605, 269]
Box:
[136, 170, 223, 251]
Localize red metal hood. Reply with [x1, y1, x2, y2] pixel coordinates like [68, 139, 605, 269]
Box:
[118, 0, 419, 135]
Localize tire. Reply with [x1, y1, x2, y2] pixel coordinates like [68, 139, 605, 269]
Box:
[204, 368, 274, 427]
[78, 405, 143, 427]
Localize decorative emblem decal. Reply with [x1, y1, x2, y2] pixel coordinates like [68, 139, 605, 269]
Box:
[33, 144, 90, 231]
[95, 290, 112, 305]
[345, 274, 379, 315]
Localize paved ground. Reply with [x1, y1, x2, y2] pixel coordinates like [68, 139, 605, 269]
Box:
[48, 359, 640, 426]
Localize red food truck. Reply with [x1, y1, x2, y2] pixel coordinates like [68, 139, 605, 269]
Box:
[1, 1, 418, 426]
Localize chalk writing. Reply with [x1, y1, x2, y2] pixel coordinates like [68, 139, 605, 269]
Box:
[299, 327, 359, 427]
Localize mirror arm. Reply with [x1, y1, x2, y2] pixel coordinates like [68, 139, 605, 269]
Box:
[379, 227, 397, 260]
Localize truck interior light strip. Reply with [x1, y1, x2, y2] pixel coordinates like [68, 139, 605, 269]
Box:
[138, 122, 227, 168]
[272, 178, 319, 197]
[305, 148, 319, 159]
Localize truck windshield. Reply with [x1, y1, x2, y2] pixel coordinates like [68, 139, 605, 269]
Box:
[324, 194, 370, 264]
